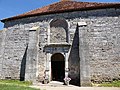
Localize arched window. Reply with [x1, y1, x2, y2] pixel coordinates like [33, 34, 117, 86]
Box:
[50, 18, 68, 43]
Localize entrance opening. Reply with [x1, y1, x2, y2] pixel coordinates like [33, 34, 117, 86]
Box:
[51, 53, 65, 82]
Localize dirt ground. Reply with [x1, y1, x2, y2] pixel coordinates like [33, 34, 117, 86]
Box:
[30, 81, 120, 90]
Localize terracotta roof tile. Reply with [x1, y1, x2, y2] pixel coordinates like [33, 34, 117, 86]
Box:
[1, 1, 120, 22]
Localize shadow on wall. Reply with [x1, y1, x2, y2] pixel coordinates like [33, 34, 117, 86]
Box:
[20, 44, 28, 81]
[68, 24, 80, 86]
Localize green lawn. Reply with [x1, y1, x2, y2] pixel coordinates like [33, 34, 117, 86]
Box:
[0, 84, 39, 90]
[98, 80, 120, 87]
[0, 80, 32, 86]
[0, 80, 39, 90]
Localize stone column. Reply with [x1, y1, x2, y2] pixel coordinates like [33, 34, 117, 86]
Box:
[65, 53, 69, 78]
[64, 52, 71, 85]
[44, 53, 51, 83]
[47, 26, 50, 44]
[49, 53, 52, 81]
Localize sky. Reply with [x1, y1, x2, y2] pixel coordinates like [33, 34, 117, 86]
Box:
[0, 0, 120, 30]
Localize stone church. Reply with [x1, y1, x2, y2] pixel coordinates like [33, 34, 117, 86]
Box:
[0, 0, 120, 86]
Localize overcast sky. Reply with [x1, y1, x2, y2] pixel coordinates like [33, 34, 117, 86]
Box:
[0, 0, 120, 30]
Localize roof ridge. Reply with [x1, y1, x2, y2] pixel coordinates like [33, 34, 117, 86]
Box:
[17, 1, 119, 15]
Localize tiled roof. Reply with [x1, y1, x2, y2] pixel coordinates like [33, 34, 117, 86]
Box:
[1, 1, 120, 22]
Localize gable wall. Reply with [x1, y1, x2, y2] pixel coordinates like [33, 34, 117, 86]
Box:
[1, 7, 120, 85]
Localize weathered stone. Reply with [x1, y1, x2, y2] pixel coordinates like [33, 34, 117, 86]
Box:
[0, 7, 120, 86]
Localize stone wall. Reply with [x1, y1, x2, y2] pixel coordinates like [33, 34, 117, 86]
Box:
[0, 30, 4, 79]
[82, 16, 120, 83]
[1, 27, 29, 79]
[50, 19, 68, 43]
[1, 7, 120, 86]
[78, 8, 120, 85]
[50, 27, 66, 43]
[1, 19, 49, 81]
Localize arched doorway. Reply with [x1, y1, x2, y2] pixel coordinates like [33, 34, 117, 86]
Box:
[51, 53, 65, 82]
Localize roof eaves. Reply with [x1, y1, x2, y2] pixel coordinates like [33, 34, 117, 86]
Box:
[1, 3, 120, 23]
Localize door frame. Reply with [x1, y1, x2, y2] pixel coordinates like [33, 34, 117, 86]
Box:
[51, 53, 65, 81]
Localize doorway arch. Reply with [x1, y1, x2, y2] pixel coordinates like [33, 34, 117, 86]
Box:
[51, 53, 65, 82]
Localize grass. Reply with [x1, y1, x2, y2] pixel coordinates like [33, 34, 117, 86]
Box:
[98, 80, 120, 87]
[0, 80, 39, 90]
[0, 80, 32, 86]
[0, 84, 39, 90]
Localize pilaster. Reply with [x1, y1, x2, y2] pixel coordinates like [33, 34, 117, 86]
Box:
[25, 26, 39, 82]
[78, 22, 91, 86]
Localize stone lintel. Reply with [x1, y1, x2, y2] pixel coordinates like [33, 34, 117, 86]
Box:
[44, 43, 71, 53]
[45, 43, 71, 47]
[78, 22, 87, 27]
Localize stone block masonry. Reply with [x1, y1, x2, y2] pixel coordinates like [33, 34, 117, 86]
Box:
[87, 16, 120, 82]
[78, 10, 120, 85]
[0, 7, 120, 86]
[2, 28, 29, 79]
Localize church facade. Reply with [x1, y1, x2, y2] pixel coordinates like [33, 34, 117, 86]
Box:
[0, 1, 120, 86]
